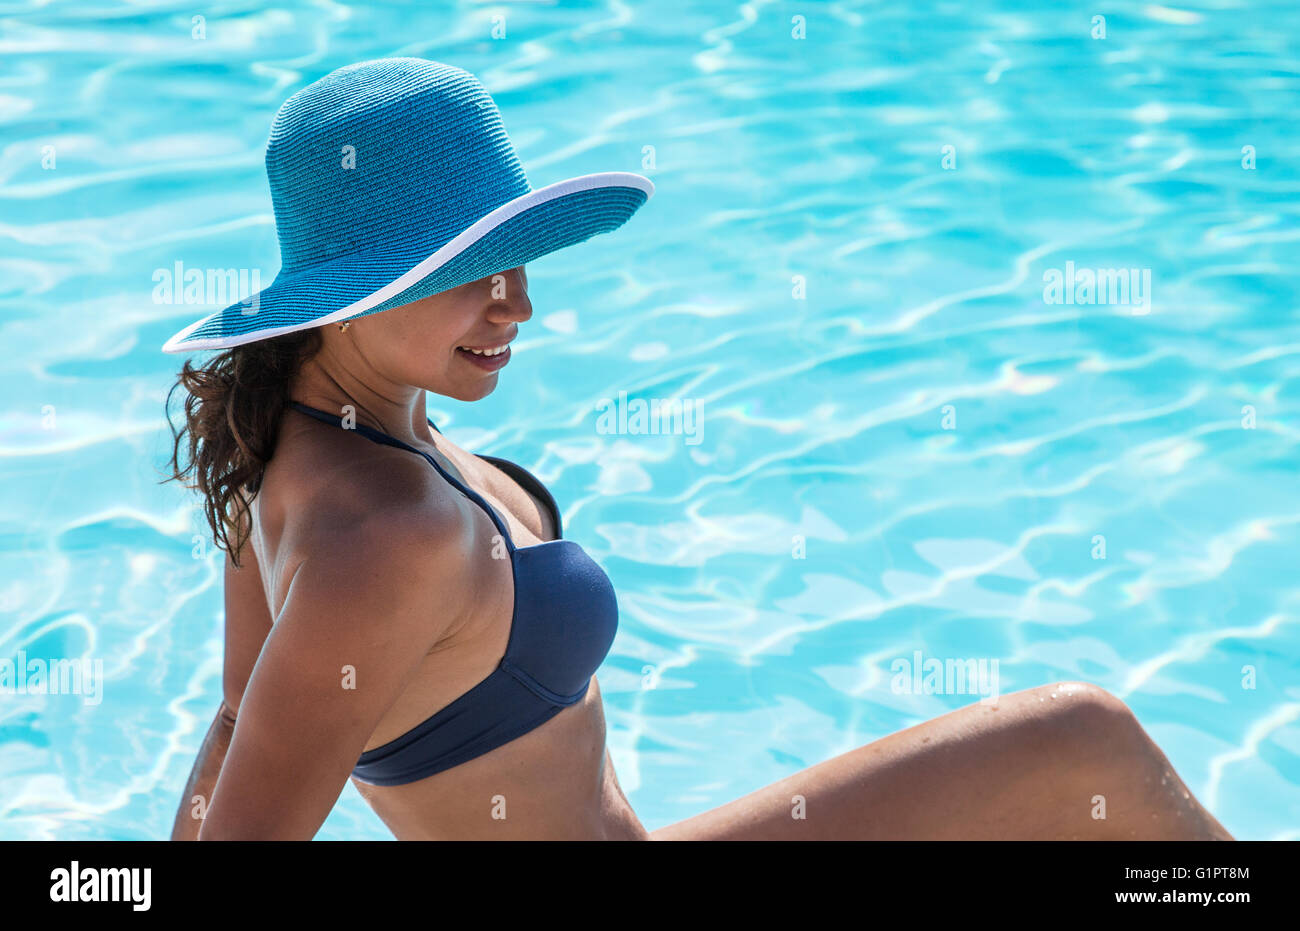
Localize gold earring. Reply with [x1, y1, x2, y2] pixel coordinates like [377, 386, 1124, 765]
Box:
[338, 321, 351, 332]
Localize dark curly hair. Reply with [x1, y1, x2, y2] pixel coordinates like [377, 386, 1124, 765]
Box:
[162, 329, 321, 568]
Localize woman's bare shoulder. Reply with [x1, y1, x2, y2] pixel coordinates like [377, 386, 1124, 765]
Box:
[258, 418, 480, 592]
[284, 412, 455, 501]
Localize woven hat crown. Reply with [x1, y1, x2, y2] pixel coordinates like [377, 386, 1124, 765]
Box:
[266, 58, 530, 275]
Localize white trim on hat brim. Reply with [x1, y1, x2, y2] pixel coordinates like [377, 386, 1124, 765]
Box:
[160, 170, 655, 353]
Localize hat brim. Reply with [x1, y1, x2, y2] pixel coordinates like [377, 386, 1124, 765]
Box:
[161, 171, 653, 353]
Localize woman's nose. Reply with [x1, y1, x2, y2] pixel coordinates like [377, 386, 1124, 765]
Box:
[484, 267, 532, 322]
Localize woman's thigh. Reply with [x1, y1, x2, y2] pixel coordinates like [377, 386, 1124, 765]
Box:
[649, 681, 1232, 840]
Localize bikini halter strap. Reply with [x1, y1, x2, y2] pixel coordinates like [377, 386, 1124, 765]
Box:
[287, 401, 515, 550]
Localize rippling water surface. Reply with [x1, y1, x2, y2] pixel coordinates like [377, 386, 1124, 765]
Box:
[2, 0, 1298, 839]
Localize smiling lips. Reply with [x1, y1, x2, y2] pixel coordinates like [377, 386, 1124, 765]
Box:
[456, 341, 511, 371]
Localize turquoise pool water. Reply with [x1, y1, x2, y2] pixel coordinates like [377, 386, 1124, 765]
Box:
[2, 0, 1298, 840]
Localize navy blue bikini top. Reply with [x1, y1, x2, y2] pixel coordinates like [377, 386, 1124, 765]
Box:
[287, 401, 619, 786]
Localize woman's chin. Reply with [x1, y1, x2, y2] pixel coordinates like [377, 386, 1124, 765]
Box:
[443, 375, 499, 403]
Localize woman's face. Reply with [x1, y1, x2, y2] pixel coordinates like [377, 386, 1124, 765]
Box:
[323, 266, 533, 402]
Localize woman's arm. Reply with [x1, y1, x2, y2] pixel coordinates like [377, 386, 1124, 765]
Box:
[171, 540, 273, 839]
[170, 702, 236, 840]
[196, 498, 474, 840]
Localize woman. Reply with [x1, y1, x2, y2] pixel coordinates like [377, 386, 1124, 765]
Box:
[163, 58, 1232, 841]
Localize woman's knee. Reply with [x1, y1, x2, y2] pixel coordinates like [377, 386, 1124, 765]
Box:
[1046, 681, 1136, 726]
[1003, 681, 1146, 762]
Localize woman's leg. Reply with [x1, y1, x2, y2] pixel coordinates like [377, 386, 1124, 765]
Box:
[650, 681, 1233, 840]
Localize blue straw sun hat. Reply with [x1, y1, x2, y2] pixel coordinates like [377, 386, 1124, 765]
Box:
[161, 57, 654, 353]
